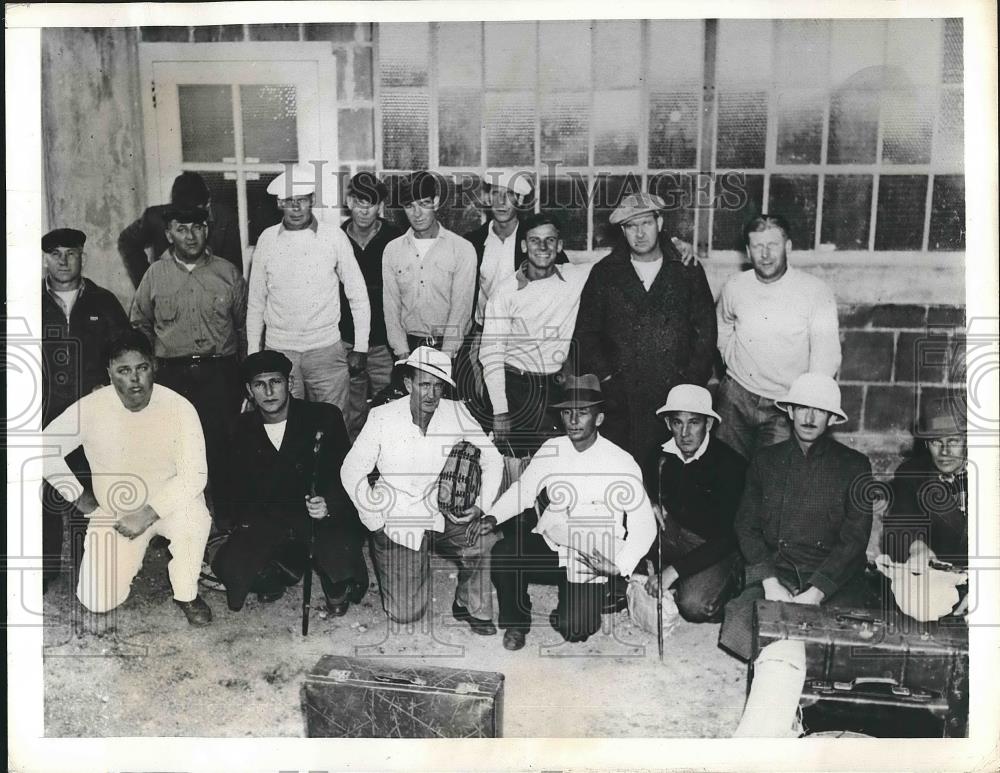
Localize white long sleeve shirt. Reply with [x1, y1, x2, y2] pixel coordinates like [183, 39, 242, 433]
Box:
[488, 435, 656, 581]
[43, 385, 208, 520]
[340, 397, 504, 549]
[716, 266, 841, 400]
[474, 225, 519, 325]
[247, 219, 371, 354]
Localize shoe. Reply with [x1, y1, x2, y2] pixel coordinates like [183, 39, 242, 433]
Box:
[601, 582, 628, 614]
[174, 595, 213, 626]
[347, 580, 367, 604]
[256, 588, 285, 603]
[452, 602, 497, 635]
[502, 628, 526, 651]
[325, 594, 350, 617]
[549, 609, 589, 643]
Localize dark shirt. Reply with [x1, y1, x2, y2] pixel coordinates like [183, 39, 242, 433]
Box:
[644, 437, 747, 578]
[41, 278, 129, 425]
[339, 217, 403, 348]
[736, 434, 873, 597]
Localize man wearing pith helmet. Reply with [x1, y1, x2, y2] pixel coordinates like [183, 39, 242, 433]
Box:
[719, 373, 876, 661]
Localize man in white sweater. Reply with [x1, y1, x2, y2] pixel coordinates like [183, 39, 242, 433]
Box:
[247, 164, 372, 413]
[715, 214, 842, 460]
[43, 329, 213, 626]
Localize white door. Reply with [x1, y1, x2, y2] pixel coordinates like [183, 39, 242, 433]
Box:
[139, 43, 339, 273]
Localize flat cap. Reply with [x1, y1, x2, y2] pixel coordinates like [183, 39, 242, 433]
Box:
[162, 205, 209, 225]
[348, 171, 389, 204]
[398, 171, 440, 206]
[42, 228, 86, 252]
[241, 350, 293, 383]
[609, 192, 667, 225]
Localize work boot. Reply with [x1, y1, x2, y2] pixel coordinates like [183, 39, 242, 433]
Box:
[452, 601, 497, 635]
[502, 628, 527, 651]
[174, 595, 213, 626]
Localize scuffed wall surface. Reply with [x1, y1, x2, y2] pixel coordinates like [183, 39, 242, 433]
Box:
[42, 27, 146, 309]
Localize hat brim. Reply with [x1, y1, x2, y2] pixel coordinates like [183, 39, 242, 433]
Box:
[774, 400, 848, 425]
[395, 359, 456, 388]
[654, 405, 722, 423]
[609, 207, 662, 225]
[551, 389, 606, 409]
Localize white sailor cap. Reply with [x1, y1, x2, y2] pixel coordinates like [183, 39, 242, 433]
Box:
[266, 164, 320, 198]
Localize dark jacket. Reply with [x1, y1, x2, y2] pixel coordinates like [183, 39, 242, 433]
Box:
[645, 437, 747, 578]
[41, 278, 129, 426]
[736, 434, 873, 598]
[883, 454, 968, 568]
[118, 203, 243, 287]
[340, 217, 404, 349]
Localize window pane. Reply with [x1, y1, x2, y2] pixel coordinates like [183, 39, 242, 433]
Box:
[380, 23, 430, 87]
[437, 171, 483, 236]
[594, 21, 641, 89]
[830, 21, 885, 85]
[246, 172, 282, 246]
[768, 174, 818, 249]
[929, 175, 965, 251]
[439, 90, 481, 166]
[716, 91, 767, 168]
[882, 89, 933, 165]
[943, 19, 963, 84]
[821, 175, 872, 250]
[776, 92, 824, 165]
[539, 176, 589, 250]
[178, 85, 234, 162]
[649, 92, 699, 168]
[485, 22, 536, 89]
[936, 88, 964, 168]
[594, 90, 639, 166]
[382, 88, 428, 169]
[485, 92, 535, 166]
[648, 21, 703, 85]
[539, 21, 591, 90]
[828, 89, 879, 164]
[875, 175, 928, 250]
[712, 173, 763, 251]
[886, 19, 941, 87]
[241, 85, 298, 164]
[649, 172, 699, 240]
[775, 20, 830, 86]
[717, 21, 772, 85]
[541, 94, 589, 166]
[592, 174, 643, 250]
[438, 22, 481, 88]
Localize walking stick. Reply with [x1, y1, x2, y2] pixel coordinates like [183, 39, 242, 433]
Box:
[656, 455, 666, 662]
[302, 430, 324, 636]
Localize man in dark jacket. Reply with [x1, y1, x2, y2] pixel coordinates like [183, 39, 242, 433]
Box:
[41, 227, 129, 592]
[211, 351, 369, 615]
[118, 171, 242, 287]
[644, 385, 746, 622]
[719, 373, 876, 661]
[571, 192, 717, 465]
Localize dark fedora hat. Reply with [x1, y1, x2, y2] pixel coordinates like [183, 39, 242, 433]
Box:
[551, 373, 605, 408]
[916, 396, 966, 438]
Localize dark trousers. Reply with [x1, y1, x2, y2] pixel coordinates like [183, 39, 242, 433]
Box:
[41, 447, 91, 590]
[497, 368, 562, 457]
[599, 378, 668, 465]
[156, 356, 242, 528]
[491, 510, 605, 641]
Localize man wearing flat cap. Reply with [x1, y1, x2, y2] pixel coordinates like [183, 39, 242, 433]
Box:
[341, 346, 504, 634]
[211, 350, 369, 615]
[130, 205, 248, 528]
[472, 374, 656, 649]
[719, 373, 876, 661]
[41, 227, 129, 592]
[338, 172, 404, 437]
[247, 164, 372, 417]
[572, 192, 717, 467]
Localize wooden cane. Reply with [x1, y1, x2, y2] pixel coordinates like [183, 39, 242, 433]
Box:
[302, 429, 324, 636]
[656, 455, 666, 662]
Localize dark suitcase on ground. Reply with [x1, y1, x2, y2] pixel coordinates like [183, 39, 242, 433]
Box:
[799, 676, 950, 737]
[301, 655, 504, 738]
[751, 601, 968, 737]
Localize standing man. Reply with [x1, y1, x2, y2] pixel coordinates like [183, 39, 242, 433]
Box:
[247, 164, 372, 414]
[41, 228, 129, 592]
[130, 205, 247, 527]
[644, 385, 746, 623]
[715, 214, 841, 460]
[479, 213, 592, 457]
[211, 351, 369, 615]
[118, 171, 242, 287]
[43, 329, 214, 625]
[340, 347, 504, 633]
[719, 373, 874, 661]
[339, 171, 403, 437]
[572, 192, 717, 465]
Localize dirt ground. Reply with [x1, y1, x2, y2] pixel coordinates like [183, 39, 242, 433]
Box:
[42, 541, 747, 738]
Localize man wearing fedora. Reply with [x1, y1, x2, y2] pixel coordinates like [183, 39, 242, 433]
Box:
[339, 172, 404, 437]
[719, 373, 876, 661]
[572, 192, 717, 467]
[473, 374, 656, 649]
[247, 163, 372, 414]
[644, 385, 747, 623]
[340, 347, 504, 634]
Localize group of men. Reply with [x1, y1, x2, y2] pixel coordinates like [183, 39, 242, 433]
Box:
[41, 165, 968, 660]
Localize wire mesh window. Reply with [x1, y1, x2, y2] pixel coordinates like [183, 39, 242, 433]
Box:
[376, 18, 964, 253]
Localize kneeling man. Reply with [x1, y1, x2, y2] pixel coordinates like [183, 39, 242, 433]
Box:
[719, 373, 874, 660]
[212, 351, 369, 614]
[43, 329, 213, 625]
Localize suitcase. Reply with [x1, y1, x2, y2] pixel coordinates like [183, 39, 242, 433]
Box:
[301, 655, 504, 738]
[751, 601, 968, 737]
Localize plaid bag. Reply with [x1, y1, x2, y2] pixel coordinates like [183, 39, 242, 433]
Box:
[437, 440, 482, 520]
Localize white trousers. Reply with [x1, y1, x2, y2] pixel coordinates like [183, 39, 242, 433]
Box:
[75, 503, 211, 613]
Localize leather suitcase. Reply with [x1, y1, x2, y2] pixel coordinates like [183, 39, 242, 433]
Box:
[799, 677, 951, 737]
[301, 655, 504, 738]
[751, 601, 968, 737]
